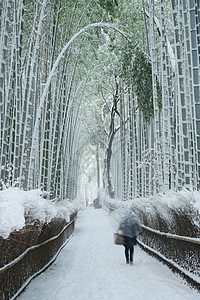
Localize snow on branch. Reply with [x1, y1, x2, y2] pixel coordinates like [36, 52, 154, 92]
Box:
[29, 23, 131, 169]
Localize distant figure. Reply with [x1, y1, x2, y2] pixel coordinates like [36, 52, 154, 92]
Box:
[85, 197, 89, 207]
[118, 211, 142, 264]
[93, 198, 102, 209]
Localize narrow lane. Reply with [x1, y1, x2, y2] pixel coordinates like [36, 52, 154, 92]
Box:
[18, 208, 199, 300]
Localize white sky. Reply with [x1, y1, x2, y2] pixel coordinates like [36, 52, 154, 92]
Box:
[18, 208, 200, 300]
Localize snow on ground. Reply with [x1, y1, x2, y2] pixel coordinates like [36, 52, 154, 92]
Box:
[18, 207, 199, 300]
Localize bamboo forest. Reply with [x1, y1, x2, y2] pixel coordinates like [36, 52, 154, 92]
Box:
[0, 0, 200, 201]
[1, 1, 200, 299]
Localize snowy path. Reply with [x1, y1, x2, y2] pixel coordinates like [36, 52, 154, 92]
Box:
[18, 208, 199, 300]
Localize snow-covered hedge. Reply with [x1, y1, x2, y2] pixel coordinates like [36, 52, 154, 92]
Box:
[100, 189, 200, 237]
[0, 188, 85, 239]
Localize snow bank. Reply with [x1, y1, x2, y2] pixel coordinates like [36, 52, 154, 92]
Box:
[1, 187, 200, 239]
[100, 189, 200, 234]
[0, 188, 84, 239]
[101, 188, 200, 214]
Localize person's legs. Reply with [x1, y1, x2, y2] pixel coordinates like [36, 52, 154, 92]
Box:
[124, 246, 129, 263]
[124, 237, 135, 264]
[130, 246, 134, 264]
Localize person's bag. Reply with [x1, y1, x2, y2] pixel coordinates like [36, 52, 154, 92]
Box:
[113, 232, 124, 245]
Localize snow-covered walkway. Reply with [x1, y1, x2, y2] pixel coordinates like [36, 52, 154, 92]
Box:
[18, 208, 199, 300]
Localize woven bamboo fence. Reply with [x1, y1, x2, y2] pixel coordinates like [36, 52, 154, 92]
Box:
[0, 212, 77, 300]
[104, 201, 200, 289]
[138, 226, 200, 288]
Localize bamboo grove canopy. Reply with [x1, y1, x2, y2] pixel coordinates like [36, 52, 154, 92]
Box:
[0, 0, 200, 201]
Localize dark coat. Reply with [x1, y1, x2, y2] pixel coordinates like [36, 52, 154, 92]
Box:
[124, 236, 137, 248]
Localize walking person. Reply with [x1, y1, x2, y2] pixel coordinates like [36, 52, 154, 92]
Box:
[118, 211, 142, 264]
[85, 197, 89, 207]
